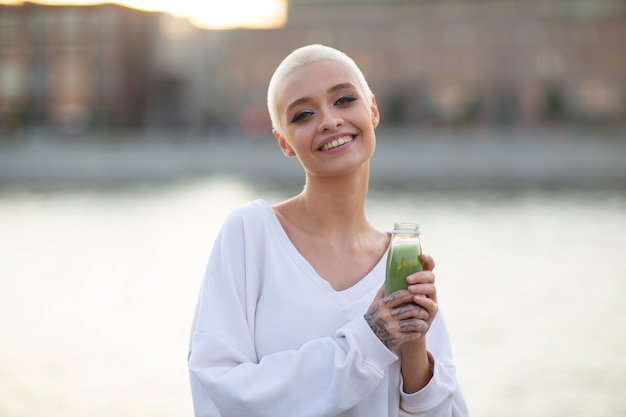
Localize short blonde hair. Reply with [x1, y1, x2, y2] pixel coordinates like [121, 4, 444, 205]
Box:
[267, 44, 373, 136]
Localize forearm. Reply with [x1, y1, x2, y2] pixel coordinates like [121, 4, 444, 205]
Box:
[399, 339, 433, 394]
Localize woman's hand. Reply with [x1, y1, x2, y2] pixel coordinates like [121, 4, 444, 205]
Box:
[364, 254, 438, 352]
[406, 254, 438, 338]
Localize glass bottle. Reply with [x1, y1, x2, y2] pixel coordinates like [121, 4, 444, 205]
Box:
[385, 222, 423, 296]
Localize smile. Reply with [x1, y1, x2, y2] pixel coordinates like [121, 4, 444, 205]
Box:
[320, 135, 354, 151]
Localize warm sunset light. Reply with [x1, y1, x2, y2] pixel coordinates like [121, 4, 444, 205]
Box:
[0, 0, 288, 29]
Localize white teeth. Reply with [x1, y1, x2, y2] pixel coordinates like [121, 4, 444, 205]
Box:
[322, 136, 353, 151]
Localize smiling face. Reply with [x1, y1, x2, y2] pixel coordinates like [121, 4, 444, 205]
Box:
[273, 59, 380, 179]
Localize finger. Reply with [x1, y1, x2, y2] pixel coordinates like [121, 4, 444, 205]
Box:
[420, 254, 435, 271]
[398, 318, 428, 333]
[408, 282, 436, 297]
[412, 294, 436, 310]
[382, 290, 415, 308]
[412, 296, 438, 318]
[400, 331, 425, 344]
[407, 270, 435, 285]
[391, 303, 430, 321]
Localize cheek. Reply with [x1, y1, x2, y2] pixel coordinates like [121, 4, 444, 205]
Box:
[288, 121, 316, 137]
[360, 112, 377, 130]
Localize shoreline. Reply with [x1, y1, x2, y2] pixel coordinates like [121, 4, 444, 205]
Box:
[1, 128, 625, 190]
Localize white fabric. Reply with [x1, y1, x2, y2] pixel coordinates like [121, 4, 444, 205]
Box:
[188, 199, 469, 417]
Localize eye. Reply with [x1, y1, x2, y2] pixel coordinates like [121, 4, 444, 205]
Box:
[335, 95, 357, 106]
[290, 110, 314, 124]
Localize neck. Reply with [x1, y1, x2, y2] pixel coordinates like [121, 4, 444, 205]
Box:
[296, 162, 371, 235]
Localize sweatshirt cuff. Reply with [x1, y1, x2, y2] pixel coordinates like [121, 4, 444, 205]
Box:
[337, 315, 398, 374]
[400, 352, 454, 412]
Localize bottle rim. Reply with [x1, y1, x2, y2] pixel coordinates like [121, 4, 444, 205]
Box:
[392, 222, 420, 234]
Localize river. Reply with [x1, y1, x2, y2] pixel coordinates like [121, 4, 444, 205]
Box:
[1, 175, 625, 417]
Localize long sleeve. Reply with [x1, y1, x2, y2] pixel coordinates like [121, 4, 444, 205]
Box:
[188, 200, 470, 417]
[187, 206, 399, 417]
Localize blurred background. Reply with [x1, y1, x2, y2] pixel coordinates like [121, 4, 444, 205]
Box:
[1, 1, 625, 417]
[1, 0, 626, 138]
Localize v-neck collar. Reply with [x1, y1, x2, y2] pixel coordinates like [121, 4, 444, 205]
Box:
[254, 199, 386, 305]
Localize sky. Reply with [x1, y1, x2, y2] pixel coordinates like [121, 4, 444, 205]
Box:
[0, 0, 288, 29]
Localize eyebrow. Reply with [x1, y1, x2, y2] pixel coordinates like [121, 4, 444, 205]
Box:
[286, 82, 356, 114]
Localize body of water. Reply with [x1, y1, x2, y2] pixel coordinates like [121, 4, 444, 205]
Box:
[1, 178, 625, 417]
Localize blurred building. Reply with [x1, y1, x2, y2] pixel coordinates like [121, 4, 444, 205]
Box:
[0, 2, 222, 136]
[0, 3, 155, 134]
[1, 0, 625, 138]
[220, 0, 626, 131]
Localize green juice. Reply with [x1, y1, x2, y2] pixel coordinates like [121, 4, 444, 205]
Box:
[385, 242, 423, 296]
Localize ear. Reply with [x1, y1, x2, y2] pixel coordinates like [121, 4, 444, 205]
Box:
[273, 129, 295, 157]
[370, 95, 380, 128]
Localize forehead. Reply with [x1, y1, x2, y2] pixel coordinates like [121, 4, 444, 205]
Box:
[275, 59, 360, 108]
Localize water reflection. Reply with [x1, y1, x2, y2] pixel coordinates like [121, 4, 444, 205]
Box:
[1, 179, 625, 417]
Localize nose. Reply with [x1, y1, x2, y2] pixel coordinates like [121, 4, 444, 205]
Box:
[317, 107, 343, 132]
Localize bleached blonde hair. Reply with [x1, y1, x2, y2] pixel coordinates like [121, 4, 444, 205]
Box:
[267, 44, 373, 136]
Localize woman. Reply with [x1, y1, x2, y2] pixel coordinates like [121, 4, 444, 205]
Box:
[188, 44, 469, 417]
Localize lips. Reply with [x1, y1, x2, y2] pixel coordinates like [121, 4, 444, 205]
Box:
[320, 135, 354, 151]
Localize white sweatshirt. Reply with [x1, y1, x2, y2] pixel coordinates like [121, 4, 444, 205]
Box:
[188, 200, 469, 417]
